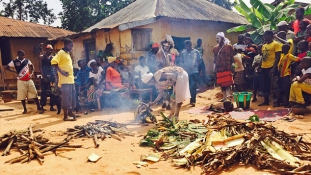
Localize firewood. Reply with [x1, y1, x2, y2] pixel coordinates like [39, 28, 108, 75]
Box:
[20, 135, 44, 147]
[20, 156, 29, 164]
[29, 126, 34, 140]
[2, 137, 15, 156]
[28, 144, 34, 162]
[36, 157, 44, 165]
[93, 134, 100, 148]
[55, 148, 76, 151]
[5, 153, 28, 164]
[17, 147, 26, 155]
[111, 134, 122, 141]
[33, 144, 44, 159]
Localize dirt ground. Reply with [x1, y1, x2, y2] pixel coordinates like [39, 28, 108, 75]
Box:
[1, 87, 311, 175]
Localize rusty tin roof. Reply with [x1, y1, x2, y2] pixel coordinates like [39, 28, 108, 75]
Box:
[0, 16, 76, 39]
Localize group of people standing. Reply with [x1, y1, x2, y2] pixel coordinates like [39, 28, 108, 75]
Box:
[6, 38, 79, 121]
[214, 7, 311, 109]
[7, 6, 311, 122]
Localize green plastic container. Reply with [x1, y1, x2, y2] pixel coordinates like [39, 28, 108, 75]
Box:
[233, 92, 252, 109]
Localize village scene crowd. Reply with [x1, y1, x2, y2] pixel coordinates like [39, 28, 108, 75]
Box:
[4, 7, 311, 122]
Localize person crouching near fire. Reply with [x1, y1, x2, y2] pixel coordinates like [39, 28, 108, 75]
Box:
[142, 66, 191, 121]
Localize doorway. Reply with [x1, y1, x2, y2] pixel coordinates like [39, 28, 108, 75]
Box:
[171, 36, 190, 53]
[84, 39, 96, 61]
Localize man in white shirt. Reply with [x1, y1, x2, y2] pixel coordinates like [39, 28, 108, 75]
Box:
[134, 56, 150, 82]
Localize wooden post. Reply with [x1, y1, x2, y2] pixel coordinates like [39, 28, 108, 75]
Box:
[0, 48, 6, 90]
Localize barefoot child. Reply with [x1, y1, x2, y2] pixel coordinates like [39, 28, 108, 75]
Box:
[5, 50, 44, 114]
[276, 44, 299, 107]
[289, 57, 311, 108]
[51, 38, 80, 121]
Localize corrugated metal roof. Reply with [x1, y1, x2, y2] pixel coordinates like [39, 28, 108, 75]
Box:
[84, 0, 249, 32]
[0, 16, 76, 39]
[158, 0, 249, 23]
[85, 0, 157, 32]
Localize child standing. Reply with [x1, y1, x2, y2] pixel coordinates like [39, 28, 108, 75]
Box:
[233, 49, 245, 91]
[5, 50, 44, 114]
[251, 44, 263, 102]
[289, 57, 311, 108]
[276, 44, 299, 107]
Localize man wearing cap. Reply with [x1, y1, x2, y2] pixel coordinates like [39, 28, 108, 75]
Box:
[147, 43, 160, 73]
[39, 44, 58, 112]
[277, 21, 296, 54]
[5, 50, 44, 114]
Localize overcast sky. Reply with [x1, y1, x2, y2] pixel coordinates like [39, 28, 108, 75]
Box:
[0, 0, 310, 27]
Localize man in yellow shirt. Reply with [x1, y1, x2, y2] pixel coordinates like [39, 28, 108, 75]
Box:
[259, 30, 282, 106]
[51, 38, 79, 121]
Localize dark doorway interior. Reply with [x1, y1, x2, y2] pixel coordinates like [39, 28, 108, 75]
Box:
[0, 37, 12, 65]
[84, 39, 96, 61]
[171, 36, 190, 53]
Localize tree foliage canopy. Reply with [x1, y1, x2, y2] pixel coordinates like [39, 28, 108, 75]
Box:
[59, 0, 135, 32]
[0, 0, 56, 25]
[227, 0, 311, 44]
[208, 0, 234, 10]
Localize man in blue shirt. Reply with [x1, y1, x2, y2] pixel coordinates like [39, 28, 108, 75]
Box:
[75, 59, 91, 111]
[180, 40, 202, 107]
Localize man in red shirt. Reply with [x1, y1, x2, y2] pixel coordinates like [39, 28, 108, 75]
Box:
[5, 50, 44, 114]
[292, 7, 311, 35]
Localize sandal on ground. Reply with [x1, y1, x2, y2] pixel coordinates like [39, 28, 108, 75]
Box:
[63, 117, 77, 121]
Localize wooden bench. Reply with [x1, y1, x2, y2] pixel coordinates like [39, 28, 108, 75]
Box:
[1, 90, 41, 103]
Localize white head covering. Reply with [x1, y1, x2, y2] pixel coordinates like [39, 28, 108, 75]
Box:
[87, 59, 96, 68]
[216, 32, 231, 45]
[142, 72, 154, 83]
[277, 21, 288, 27]
[107, 56, 116, 63]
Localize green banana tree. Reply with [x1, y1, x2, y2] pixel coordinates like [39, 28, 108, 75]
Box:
[227, 0, 311, 44]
